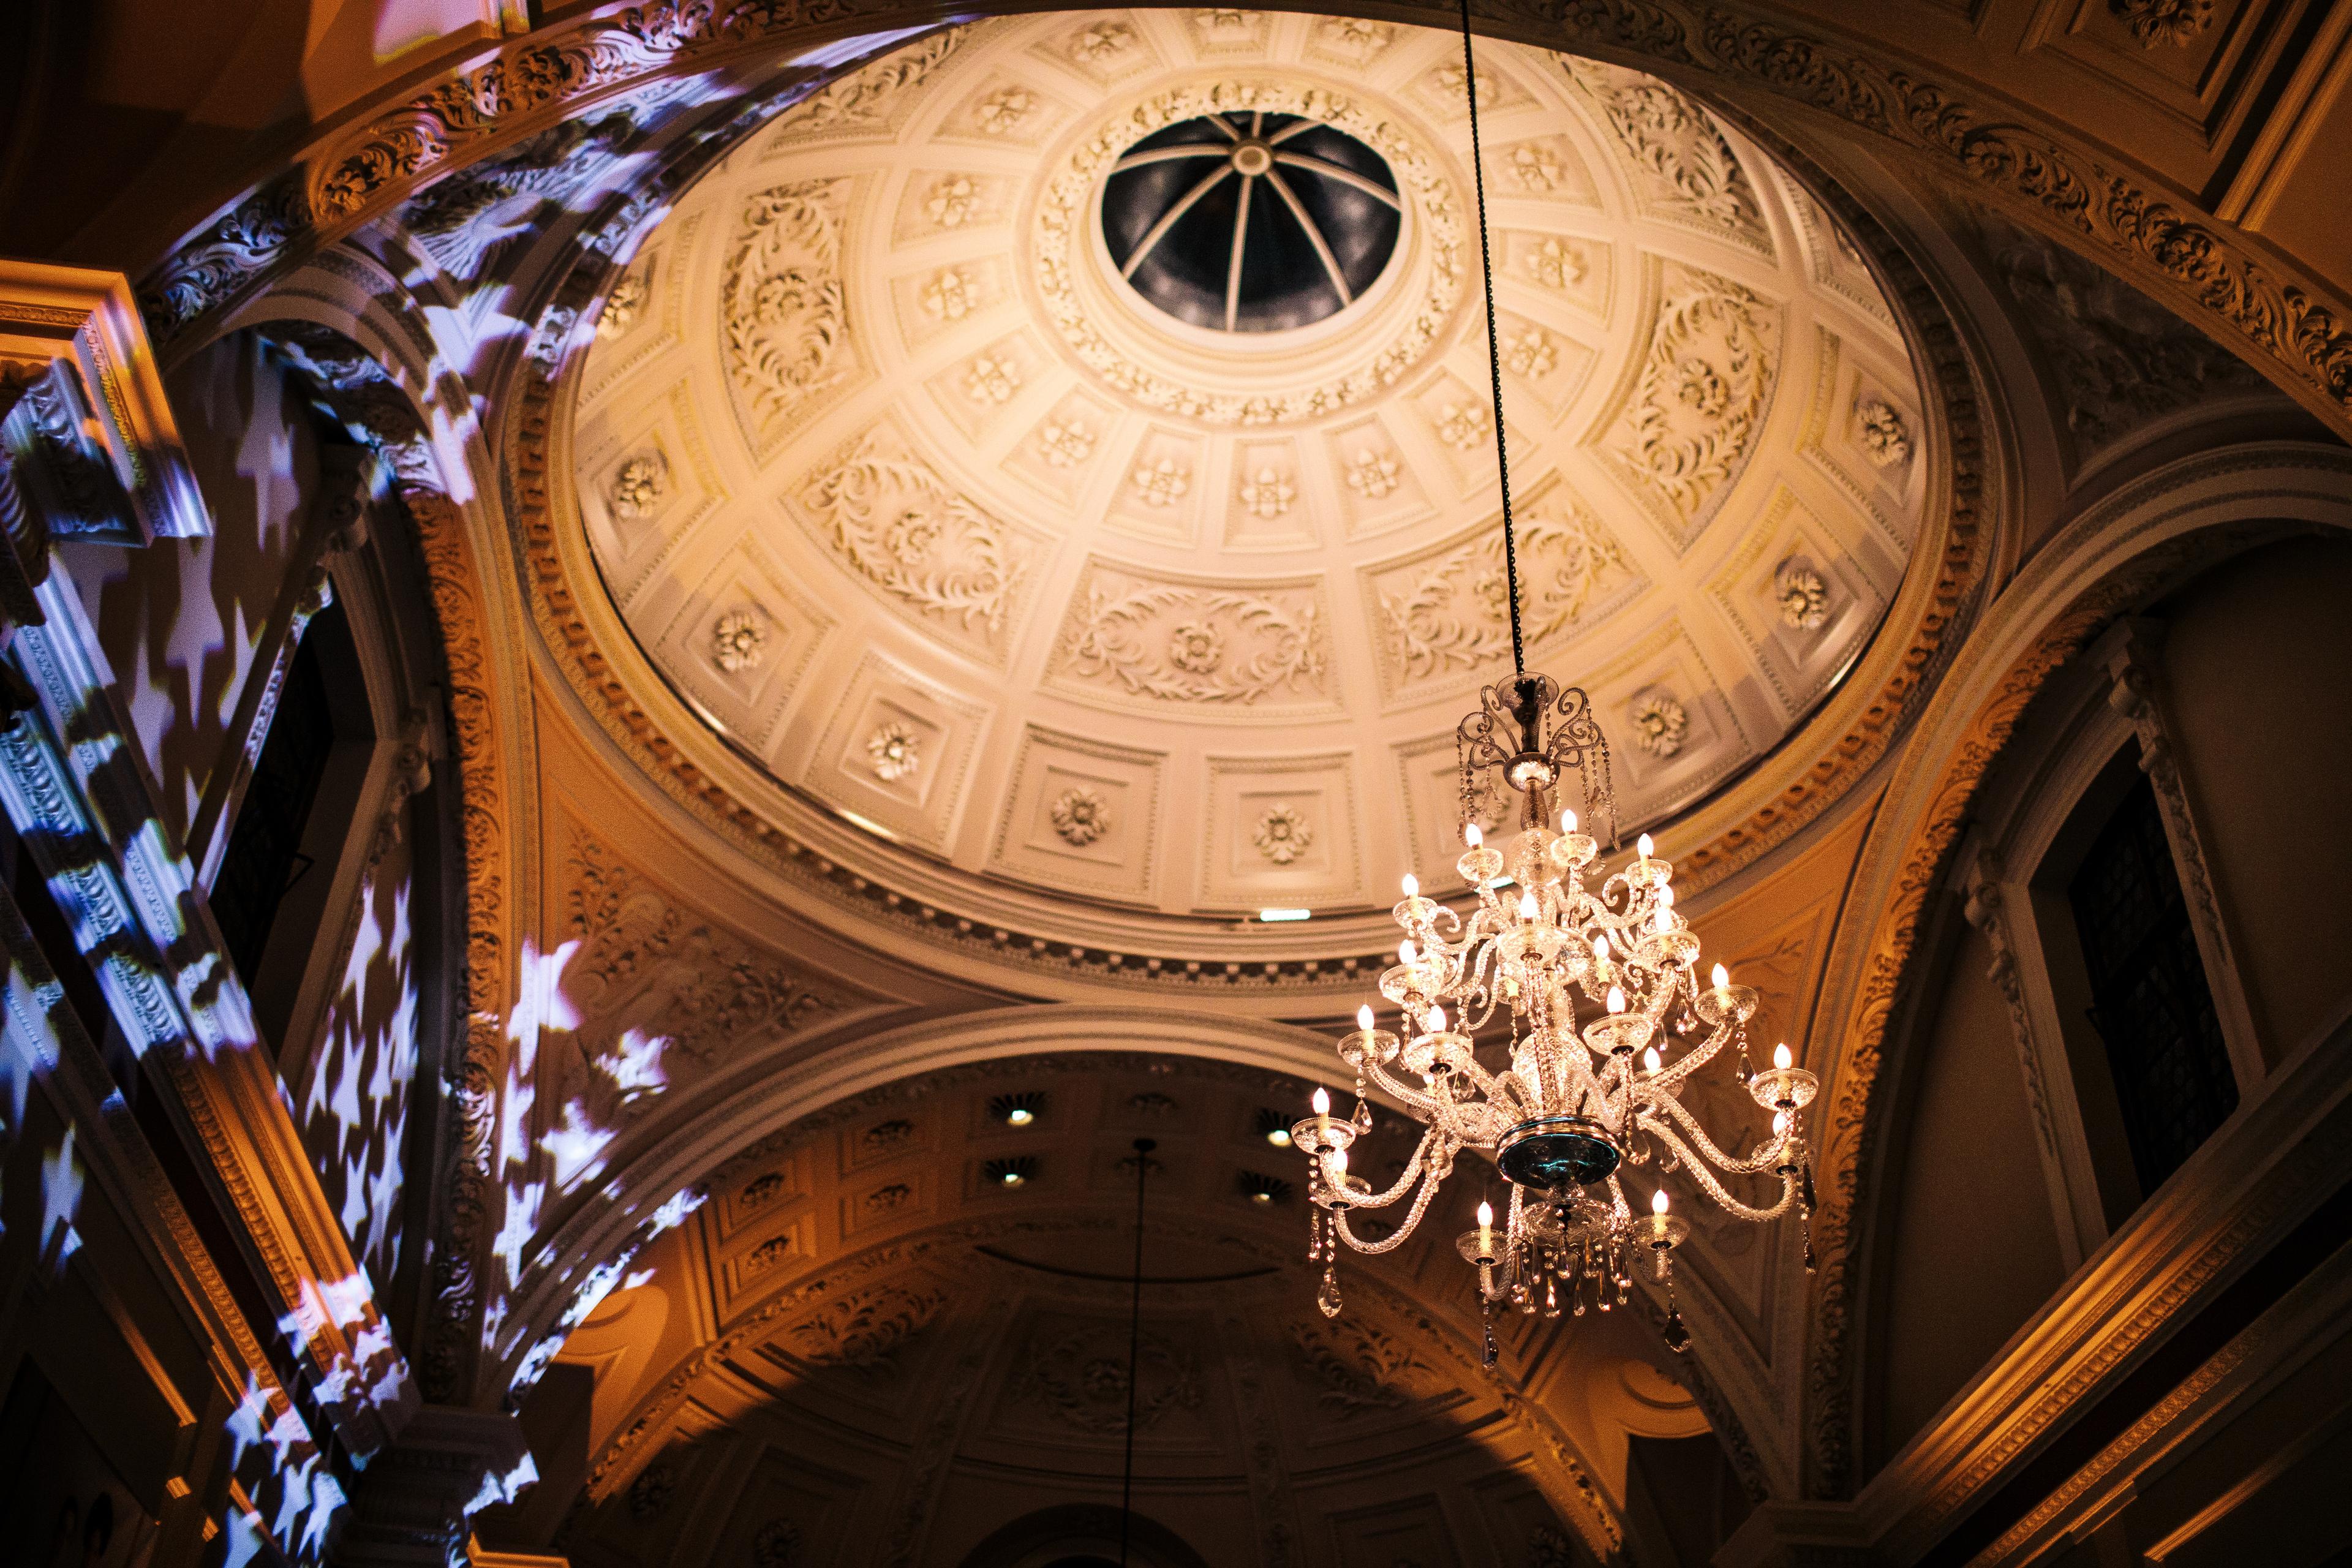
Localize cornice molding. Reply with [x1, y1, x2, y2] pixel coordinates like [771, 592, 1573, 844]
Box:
[128, 1, 2352, 444]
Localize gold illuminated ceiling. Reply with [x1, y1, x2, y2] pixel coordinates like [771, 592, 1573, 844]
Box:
[571, 11, 1926, 922]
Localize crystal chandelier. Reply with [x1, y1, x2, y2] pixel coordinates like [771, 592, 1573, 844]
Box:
[1291, 1, 1819, 1362]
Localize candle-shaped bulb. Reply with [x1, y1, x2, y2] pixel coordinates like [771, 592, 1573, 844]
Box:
[1518, 891, 1539, 922]
[1643, 1046, 1662, 1073]
[1330, 1147, 1348, 1173]
[1654, 905, 1675, 933]
[1711, 962, 1729, 989]
[1355, 1004, 1374, 1033]
[1464, 823, 1483, 848]
[1560, 806, 1578, 832]
[1638, 832, 1655, 858]
[1401, 873, 1419, 899]
[1652, 1188, 1670, 1216]
[1476, 1199, 1494, 1228]
[1399, 938, 1417, 965]
[1774, 1042, 1793, 1071]
[1425, 1006, 1446, 1033]
[1607, 986, 1626, 1014]
[1658, 885, 1675, 909]
[1311, 1087, 1331, 1115]
[1593, 934, 1610, 960]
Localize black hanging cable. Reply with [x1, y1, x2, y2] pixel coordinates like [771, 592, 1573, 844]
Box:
[1458, 0, 1526, 679]
[1118, 1136, 1155, 1567]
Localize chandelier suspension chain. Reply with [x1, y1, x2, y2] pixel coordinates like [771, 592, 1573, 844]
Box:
[1117, 1136, 1154, 1568]
[1457, 0, 1525, 679]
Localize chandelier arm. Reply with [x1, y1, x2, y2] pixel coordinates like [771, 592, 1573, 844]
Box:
[1648, 1023, 1735, 1094]
[1360, 1057, 1446, 1118]
[1340, 1129, 1440, 1211]
[1642, 1121, 1800, 1221]
[1641, 1094, 1785, 1177]
[1333, 1158, 1449, 1253]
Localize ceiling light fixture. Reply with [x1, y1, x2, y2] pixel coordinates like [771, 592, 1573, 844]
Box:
[1258, 907, 1312, 922]
[1290, 2, 1817, 1363]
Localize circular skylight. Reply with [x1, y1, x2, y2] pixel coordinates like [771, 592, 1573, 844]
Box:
[1101, 110, 1402, 333]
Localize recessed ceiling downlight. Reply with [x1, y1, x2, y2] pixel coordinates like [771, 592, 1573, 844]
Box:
[1102, 110, 1401, 333]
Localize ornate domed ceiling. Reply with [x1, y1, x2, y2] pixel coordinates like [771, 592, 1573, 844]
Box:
[570, 10, 1926, 924]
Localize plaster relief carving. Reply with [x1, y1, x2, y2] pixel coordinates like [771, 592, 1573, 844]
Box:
[1288, 1316, 1434, 1414]
[1609, 266, 1779, 536]
[1254, 803, 1314, 865]
[1526, 238, 1588, 290]
[863, 1182, 912, 1213]
[922, 174, 986, 230]
[598, 272, 648, 335]
[1038, 418, 1096, 468]
[1629, 692, 1691, 757]
[865, 722, 922, 782]
[742, 1234, 798, 1280]
[1067, 20, 1139, 64]
[565, 832, 843, 1074]
[1049, 787, 1112, 847]
[609, 454, 667, 518]
[1238, 467, 1297, 519]
[1979, 214, 2268, 451]
[738, 1172, 788, 1212]
[402, 112, 636, 280]
[964, 354, 1020, 405]
[1856, 396, 1913, 467]
[712, 611, 767, 674]
[1315, 16, 1393, 58]
[796, 431, 1030, 650]
[863, 1119, 915, 1153]
[1054, 566, 1329, 706]
[1012, 1327, 1203, 1435]
[1345, 448, 1403, 499]
[1777, 564, 1829, 631]
[1437, 400, 1492, 451]
[1507, 142, 1566, 191]
[1565, 61, 1770, 251]
[2112, 0, 2213, 45]
[785, 1282, 946, 1373]
[752, 1522, 802, 1568]
[1504, 326, 1558, 377]
[628, 1463, 676, 1520]
[973, 87, 1036, 136]
[723, 179, 851, 429]
[1373, 507, 1632, 687]
[1130, 457, 1191, 508]
[771, 29, 966, 138]
[921, 268, 979, 321]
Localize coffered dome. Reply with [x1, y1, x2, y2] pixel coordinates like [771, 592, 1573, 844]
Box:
[571, 10, 1927, 927]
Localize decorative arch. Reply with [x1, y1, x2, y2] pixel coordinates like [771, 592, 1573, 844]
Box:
[211, 284, 541, 1408]
[1801, 440, 2352, 1494]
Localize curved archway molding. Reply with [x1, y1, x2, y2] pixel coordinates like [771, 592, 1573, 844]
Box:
[130, 2, 2352, 440]
[226, 273, 548, 1409]
[510, 1005, 1355, 1351]
[1801, 441, 2352, 1498]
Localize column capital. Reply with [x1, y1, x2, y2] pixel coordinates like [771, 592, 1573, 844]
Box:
[332, 1406, 533, 1568]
